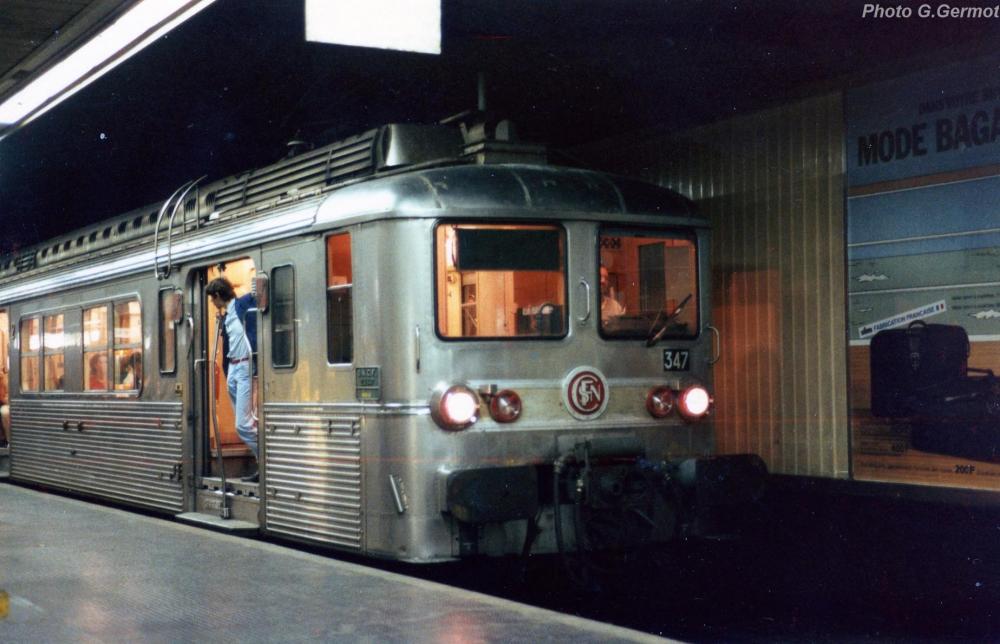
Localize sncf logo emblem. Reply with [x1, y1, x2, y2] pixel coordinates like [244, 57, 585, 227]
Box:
[570, 373, 604, 413]
[562, 367, 610, 420]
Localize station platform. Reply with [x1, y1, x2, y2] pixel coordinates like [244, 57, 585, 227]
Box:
[0, 482, 667, 643]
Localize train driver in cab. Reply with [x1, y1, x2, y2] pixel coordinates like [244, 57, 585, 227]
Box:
[600, 264, 625, 324]
[206, 277, 259, 482]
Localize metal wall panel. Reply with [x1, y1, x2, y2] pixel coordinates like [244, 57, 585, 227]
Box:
[582, 94, 848, 477]
[262, 403, 363, 550]
[11, 399, 184, 511]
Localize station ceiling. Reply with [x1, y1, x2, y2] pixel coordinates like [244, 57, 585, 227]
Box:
[1, 1, 999, 250]
[0, 0, 118, 110]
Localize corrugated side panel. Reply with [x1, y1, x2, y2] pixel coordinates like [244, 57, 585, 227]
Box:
[10, 399, 184, 511]
[262, 404, 363, 550]
[580, 94, 848, 478]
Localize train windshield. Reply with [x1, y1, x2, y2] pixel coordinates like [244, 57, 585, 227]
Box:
[436, 223, 567, 339]
[599, 228, 699, 339]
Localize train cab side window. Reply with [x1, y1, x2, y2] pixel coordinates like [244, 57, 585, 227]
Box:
[159, 289, 178, 374]
[43, 314, 66, 391]
[272, 265, 296, 368]
[19, 317, 40, 392]
[113, 300, 142, 391]
[84, 305, 110, 392]
[435, 223, 567, 339]
[326, 234, 353, 364]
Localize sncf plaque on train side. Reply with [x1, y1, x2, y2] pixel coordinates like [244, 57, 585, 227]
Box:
[355, 367, 381, 401]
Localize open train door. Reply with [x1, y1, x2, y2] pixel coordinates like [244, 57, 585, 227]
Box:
[177, 254, 263, 532]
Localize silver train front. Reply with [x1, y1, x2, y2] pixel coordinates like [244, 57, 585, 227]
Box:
[2, 149, 766, 562]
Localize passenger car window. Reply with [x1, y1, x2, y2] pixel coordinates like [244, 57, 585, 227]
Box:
[113, 300, 142, 390]
[19, 317, 40, 392]
[84, 305, 110, 391]
[272, 265, 295, 368]
[435, 223, 567, 339]
[43, 314, 65, 391]
[599, 228, 699, 339]
[326, 234, 352, 364]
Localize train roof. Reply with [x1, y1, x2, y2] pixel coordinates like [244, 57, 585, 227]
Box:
[313, 163, 700, 228]
[0, 121, 704, 303]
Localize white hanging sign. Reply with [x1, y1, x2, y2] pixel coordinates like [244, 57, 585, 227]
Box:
[305, 0, 441, 55]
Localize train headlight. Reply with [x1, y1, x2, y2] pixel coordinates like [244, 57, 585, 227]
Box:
[645, 385, 675, 419]
[431, 384, 481, 431]
[677, 385, 712, 421]
[489, 389, 523, 423]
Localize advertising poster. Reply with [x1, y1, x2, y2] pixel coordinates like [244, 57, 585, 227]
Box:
[847, 56, 1000, 490]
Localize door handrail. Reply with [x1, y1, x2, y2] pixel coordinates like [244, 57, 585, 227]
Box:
[154, 176, 205, 279]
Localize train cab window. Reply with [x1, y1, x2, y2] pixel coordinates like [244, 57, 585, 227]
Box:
[272, 265, 296, 367]
[326, 234, 353, 364]
[43, 314, 66, 391]
[436, 223, 567, 339]
[113, 300, 142, 390]
[599, 229, 699, 340]
[84, 305, 110, 391]
[159, 289, 178, 374]
[19, 317, 40, 392]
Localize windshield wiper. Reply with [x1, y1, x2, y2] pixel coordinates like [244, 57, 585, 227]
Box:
[645, 293, 693, 348]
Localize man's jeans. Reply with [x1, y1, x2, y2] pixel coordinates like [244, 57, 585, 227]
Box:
[226, 361, 257, 458]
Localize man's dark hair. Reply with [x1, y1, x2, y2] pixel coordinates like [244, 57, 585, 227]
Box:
[206, 277, 236, 302]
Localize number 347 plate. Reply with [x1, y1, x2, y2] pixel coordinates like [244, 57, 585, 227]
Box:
[662, 349, 690, 371]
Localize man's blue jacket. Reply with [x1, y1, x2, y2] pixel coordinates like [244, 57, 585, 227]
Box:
[220, 293, 258, 376]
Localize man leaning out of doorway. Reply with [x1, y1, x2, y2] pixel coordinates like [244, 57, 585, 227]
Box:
[206, 277, 259, 482]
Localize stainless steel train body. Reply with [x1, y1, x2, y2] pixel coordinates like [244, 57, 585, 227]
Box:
[0, 123, 764, 562]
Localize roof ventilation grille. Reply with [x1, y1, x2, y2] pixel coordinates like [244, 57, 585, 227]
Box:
[15, 252, 36, 273]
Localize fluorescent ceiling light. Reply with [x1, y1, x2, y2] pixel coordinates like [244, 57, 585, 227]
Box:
[0, 0, 216, 127]
[305, 0, 441, 55]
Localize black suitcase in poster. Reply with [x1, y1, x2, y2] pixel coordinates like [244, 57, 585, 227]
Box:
[908, 376, 1000, 462]
[870, 320, 970, 418]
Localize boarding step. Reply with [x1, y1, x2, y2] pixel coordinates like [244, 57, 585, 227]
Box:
[188, 477, 262, 528]
[0, 446, 9, 479]
[201, 475, 260, 498]
[176, 511, 259, 535]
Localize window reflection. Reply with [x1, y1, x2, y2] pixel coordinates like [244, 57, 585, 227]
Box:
[113, 300, 141, 390]
[84, 306, 108, 348]
[326, 233, 353, 364]
[21, 317, 39, 353]
[272, 266, 295, 367]
[84, 305, 110, 392]
[159, 290, 177, 374]
[114, 301, 141, 345]
[20, 317, 39, 392]
[43, 314, 65, 391]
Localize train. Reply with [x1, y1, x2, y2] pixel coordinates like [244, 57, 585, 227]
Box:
[0, 115, 765, 562]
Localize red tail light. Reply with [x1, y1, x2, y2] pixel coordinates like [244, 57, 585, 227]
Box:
[677, 385, 712, 421]
[489, 389, 523, 423]
[646, 385, 675, 419]
[430, 384, 480, 431]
